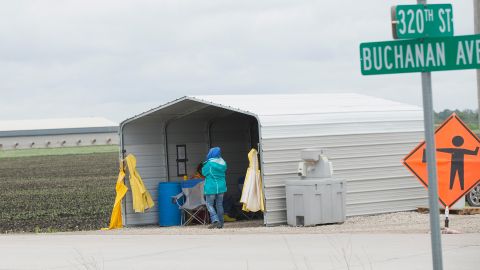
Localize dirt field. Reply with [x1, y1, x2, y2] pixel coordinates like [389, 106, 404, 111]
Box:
[0, 150, 118, 233]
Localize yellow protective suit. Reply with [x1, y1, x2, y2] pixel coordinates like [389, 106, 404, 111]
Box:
[104, 163, 128, 229]
[125, 154, 155, 213]
[240, 149, 265, 212]
[104, 154, 155, 230]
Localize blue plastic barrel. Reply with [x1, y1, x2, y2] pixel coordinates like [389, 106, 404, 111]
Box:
[158, 182, 182, 226]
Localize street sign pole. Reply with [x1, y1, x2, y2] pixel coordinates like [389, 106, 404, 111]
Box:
[421, 56, 444, 270]
[475, 0, 480, 128]
[421, 71, 444, 270]
[418, 0, 444, 269]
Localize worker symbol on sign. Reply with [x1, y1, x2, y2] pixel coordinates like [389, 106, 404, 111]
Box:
[423, 135, 479, 190]
[404, 113, 480, 207]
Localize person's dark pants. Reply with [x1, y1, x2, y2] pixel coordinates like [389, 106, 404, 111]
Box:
[223, 193, 235, 216]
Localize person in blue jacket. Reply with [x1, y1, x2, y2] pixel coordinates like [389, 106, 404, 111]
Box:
[202, 147, 227, 229]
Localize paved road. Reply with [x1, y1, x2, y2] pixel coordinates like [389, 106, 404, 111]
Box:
[0, 233, 478, 270]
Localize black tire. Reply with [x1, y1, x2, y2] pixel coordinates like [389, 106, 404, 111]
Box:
[466, 184, 480, 207]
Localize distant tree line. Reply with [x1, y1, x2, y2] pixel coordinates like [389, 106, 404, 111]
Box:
[435, 109, 479, 131]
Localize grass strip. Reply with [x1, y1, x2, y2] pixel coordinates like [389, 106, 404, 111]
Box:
[0, 145, 119, 159]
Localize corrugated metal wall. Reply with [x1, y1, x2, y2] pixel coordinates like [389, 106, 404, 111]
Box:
[122, 117, 166, 225]
[260, 111, 427, 225]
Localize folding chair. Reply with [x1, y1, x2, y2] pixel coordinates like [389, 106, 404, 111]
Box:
[172, 180, 208, 226]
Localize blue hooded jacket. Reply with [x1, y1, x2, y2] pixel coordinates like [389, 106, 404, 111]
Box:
[202, 147, 227, 195]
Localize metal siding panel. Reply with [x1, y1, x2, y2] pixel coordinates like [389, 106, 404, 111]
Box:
[346, 176, 424, 190]
[124, 134, 164, 145]
[259, 110, 423, 126]
[263, 174, 298, 188]
[261, 132, 424, 151]
[264, 186, 287, 199]
[262, 127, 425, 226]
[346, 187, 427, 204]
[347, 198, 428, 216]
[124, 144, 165, 155]
[264, 175, 422, 190]
[264, 211, 288, 225]
[167, 142, 207, 156]
[264, 197, 287, 213]
[334, 166, 410, 180]
[122, 118, 166, 226]
[261, 121, 423, 139]
[133, 155, 165, 167]
[262, 142, 420, 162]
[168, 133, 208, 143]
[125, 212, 159, 225]
[263, 155, 406, 175]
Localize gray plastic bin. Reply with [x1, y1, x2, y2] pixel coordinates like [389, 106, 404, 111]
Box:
[286, 178, 346, 226]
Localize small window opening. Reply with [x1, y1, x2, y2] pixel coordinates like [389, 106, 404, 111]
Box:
[176, 144, 188, 177]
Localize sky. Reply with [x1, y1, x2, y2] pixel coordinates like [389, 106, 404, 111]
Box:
[0, 0, 478, 122]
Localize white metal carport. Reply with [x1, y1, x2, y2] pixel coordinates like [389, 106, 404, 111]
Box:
[120, 94, 427, 226]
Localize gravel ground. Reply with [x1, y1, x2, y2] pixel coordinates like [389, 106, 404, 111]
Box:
[69, 211, 480, 235]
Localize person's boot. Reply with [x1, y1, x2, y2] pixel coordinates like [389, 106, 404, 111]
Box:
[208, 221, 219, 229]
[223, 214, 236, 222]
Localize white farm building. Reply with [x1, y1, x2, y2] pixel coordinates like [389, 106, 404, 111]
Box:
[120, 94, 429, 226]
[0, 117, 119, 150]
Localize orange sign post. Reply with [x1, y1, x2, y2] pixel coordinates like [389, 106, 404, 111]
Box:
[403, 113, 480, 207]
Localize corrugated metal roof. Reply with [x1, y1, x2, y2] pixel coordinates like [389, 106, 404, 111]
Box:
[122, 93, 422, 127]
[191, 94, 421, 116]
[0, 117, 118, 132]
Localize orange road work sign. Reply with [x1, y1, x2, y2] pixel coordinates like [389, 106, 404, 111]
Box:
[403, 113, 480, 207]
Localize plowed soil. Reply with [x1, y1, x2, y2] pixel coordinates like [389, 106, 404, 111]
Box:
[0, 152, 118, 233]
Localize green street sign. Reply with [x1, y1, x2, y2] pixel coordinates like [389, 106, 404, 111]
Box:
[392, 4, 453, 39]
[360, 34, 480, 75]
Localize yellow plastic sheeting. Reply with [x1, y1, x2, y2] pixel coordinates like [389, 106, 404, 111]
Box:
[104, 164, 128, 230]
[104, 154, 155, 230]
[240, 149, 265, 212]
[125, 154, 155, 213]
